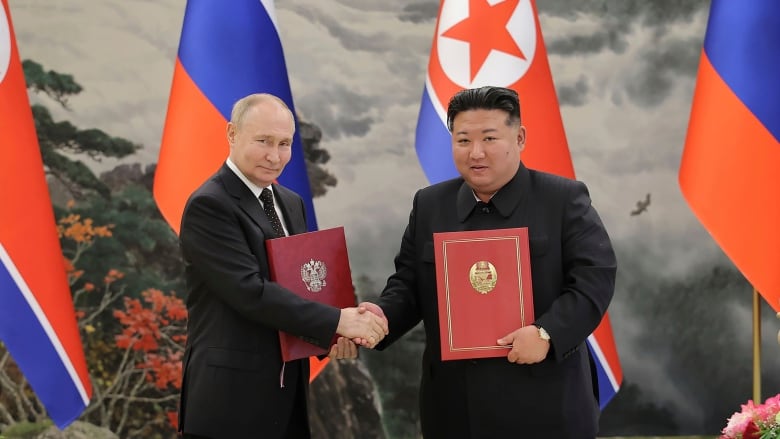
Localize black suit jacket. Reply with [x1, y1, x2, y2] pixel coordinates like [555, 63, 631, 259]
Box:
[376, 163, 617, 439]
[178, 164, 341, 439]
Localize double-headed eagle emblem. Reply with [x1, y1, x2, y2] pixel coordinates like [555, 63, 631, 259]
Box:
[301, 259, 327, 292]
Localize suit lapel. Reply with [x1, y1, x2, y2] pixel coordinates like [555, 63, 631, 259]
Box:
[272, 183, 307, 235]
[218, 165, 280, 239]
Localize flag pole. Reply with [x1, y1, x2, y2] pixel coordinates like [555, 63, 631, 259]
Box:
[753, 288, 761, 403]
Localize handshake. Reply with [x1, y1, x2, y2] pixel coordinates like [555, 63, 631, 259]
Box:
[332, 302, 387, 358]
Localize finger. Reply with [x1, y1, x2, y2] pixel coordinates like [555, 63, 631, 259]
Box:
[336, 338, 350, 357]
[368, 316, 384, 337]
[347, 341, 358, 357]
[337, 338, 357, 359]
[375, 314, 389, 334]
[497, 332, 515, 346]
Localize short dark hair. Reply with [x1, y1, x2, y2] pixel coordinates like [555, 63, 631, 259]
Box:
[446, 86, 521, 131]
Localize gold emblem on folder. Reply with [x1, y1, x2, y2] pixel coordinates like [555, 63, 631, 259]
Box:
[469, 260, 497, 294]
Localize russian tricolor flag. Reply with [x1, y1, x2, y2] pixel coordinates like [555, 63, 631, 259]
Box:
[0, 0, 92, 428]
[680, 0, 780, 311]
[153, 0, 328, 379]
[154, 0, 317, 235]
[415, 0, 622, 408]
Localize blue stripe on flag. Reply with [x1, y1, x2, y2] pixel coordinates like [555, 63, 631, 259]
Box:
[177, 0, 317, 230]
[703, 0, 780, 140]
[178, 1, 289, 120]
[587, 339, 618, 409]
[0, 260, 85, 427]
[414, 86, 458, 184]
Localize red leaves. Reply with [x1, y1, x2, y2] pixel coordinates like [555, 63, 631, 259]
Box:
[137, 351, 183, 390]
[113, 288, 188, 391]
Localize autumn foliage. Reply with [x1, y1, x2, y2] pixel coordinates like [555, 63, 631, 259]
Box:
[114, 288, 186, 390]
[0, 205, 186, 437]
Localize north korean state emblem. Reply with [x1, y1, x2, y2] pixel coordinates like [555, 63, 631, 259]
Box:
[469, 260, 497, 294]
[301, 259, 327, 292]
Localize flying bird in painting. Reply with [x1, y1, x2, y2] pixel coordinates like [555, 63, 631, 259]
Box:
[630, 193, 651, 216]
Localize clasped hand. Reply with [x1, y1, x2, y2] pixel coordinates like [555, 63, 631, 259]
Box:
[335, 303, 388, 348]
[330, 302, 387, 359]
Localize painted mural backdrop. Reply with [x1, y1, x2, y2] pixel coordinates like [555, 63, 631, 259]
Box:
[2, 0, 778, 437]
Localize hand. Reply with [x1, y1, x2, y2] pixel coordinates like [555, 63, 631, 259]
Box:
[351, 302, 389, 347]
[328, 336, 358, 360]
[358, 301, 386, 319]
[497, 325, 549, 364]
[337, 306, 389, 348]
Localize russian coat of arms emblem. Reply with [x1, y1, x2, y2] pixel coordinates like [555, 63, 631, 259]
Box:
[301, 259, 327, 292]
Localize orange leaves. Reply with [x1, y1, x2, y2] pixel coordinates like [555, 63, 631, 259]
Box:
[59, 209, 115, 289]
[57, 213, 113, 243]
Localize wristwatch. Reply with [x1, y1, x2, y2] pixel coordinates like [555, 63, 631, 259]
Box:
[534, 324, 551, 341]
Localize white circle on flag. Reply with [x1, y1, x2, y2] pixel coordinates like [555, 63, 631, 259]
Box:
[0, 4, 10, 84]
[437, 0, 536, 88]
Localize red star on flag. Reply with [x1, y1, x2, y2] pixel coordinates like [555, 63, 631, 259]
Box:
[441, 0, 525, 82]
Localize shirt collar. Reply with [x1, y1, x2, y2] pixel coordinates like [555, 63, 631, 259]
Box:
[456, 163, 529, 222]
[225, 158, 272, 199]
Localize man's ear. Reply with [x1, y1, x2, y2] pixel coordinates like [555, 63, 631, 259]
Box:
[517, 126, 527, 152]
[226, 122, 235, 145]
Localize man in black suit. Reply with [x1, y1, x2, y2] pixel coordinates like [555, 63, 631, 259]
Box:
[177, 93, 387, 439]
[360, 86, 617, 438]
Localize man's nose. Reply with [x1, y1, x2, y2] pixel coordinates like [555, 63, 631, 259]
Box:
[267, 147, 280, 163]
[470, 142, 486, 158]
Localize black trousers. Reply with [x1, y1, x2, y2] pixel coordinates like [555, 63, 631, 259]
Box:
[181, 389, 309, 439]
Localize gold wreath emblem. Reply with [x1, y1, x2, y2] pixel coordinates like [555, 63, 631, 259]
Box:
[469, 260, 497, 294]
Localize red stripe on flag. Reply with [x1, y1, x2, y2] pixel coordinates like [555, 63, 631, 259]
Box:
[680, 53, 780, 310]
[511, 1, 573, 178]
[154, 59, 228, 234]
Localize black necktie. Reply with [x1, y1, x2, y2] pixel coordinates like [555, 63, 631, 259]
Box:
[259, 188, 285, 238]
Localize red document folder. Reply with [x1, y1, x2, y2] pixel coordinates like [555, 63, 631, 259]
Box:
[265, 226, 355, 362]
[434, 228, 534, 361]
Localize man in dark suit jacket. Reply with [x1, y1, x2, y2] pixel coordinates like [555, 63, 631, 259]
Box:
[178, 93, 387, 439]
[359, 86, 616, 438]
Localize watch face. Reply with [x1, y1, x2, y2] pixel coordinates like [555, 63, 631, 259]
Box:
[537, 326, 550, 341]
